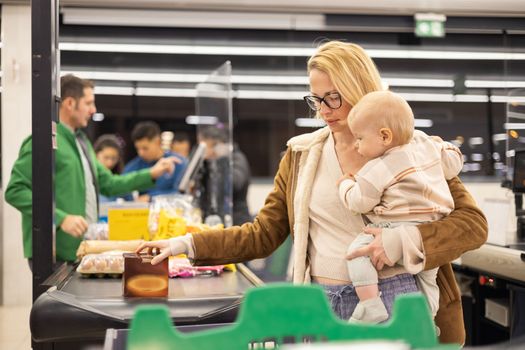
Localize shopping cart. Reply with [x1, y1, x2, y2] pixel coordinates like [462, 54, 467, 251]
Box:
[126, 283, 459, 350]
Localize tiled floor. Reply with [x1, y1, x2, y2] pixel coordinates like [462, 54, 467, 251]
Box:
[0, 304, 32, 349]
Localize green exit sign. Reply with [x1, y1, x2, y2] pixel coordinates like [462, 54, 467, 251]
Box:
[414, 13, 446, 38]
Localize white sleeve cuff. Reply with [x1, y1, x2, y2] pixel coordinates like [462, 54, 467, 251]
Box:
[382, 225, 425, 274]
[382, 226, 403, 263]
[169, 233, 195, 259]
[338, 178, 356, 205]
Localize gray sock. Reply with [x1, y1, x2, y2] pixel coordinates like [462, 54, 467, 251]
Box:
[349, 295, 389, 324]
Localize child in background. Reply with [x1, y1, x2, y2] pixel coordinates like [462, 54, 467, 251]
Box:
[94, 134, 125, 203]
[94, 134, 124, 174]
[338, 91, 463, 323]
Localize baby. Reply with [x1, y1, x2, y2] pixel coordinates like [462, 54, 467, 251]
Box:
[338, 91, 463, 323]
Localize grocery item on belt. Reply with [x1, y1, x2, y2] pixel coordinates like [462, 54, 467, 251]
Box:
[168, 256, 227, 278]
[123, 252, 169, 297]
[84, 222, 109, 240]
[76, 239, 142, 260]
[76, 251, 125, 275]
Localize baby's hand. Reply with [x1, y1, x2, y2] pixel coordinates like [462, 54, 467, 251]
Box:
[336, 173, 355, 187]
[430, 135, 444, 143]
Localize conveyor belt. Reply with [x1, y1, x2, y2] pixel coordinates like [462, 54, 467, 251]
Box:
[30, 263, 262, 344]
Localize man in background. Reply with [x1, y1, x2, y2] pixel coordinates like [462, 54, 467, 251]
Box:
[5, 74, 178, 265]
[197, 126, 252, 225]
[124, 121, 187, 202]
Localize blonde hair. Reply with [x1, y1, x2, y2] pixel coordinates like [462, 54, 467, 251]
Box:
[307, 41, 383, 112]
[349, 91, 414, 145]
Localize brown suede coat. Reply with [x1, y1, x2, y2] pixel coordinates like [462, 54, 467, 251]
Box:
[192, 144, 487, 344]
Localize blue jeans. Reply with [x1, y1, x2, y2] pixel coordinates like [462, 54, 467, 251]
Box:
[318, 273, 419, 320]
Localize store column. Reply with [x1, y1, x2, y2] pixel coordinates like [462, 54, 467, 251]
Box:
[1, 4, 33, 305]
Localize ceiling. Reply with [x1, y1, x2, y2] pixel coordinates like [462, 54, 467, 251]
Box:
[5, 0, 525, 17]
[14, 0, 525, 176]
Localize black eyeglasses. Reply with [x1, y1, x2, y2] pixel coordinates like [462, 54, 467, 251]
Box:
[303, 92, 342, 111]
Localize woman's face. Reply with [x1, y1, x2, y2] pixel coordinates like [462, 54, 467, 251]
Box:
[96, 146, 120, 170]
[308, 69, 352, 133]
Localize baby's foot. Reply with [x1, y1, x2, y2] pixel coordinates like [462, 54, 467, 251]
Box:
[349, 296, 389, 324]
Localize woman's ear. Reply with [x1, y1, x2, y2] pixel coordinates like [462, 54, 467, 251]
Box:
[379, 128, 394, 146]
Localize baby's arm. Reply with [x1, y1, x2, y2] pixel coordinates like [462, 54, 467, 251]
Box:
[338, 174, 383, 214]
[431, 136, 463, 179]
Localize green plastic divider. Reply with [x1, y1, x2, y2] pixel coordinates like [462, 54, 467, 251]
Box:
[127, 283, 460, 350]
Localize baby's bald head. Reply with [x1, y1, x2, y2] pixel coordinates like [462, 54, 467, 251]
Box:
[348, 91, 414, 146]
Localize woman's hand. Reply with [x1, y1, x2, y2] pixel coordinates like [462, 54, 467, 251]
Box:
[135, 240, 171, 265]
[346, 227, 394, 271]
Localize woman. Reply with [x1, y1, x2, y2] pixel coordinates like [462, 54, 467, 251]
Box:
[94, 134, 124, 203]
[137, 41, 487, 344]
[94, 134, 124, 174]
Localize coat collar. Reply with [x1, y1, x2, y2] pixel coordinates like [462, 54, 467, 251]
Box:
[287, 126, 330, 152]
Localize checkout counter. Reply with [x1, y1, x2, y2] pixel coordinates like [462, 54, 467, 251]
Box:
[453, 244, 525, 346]
[454, 241, 525, 345]
[30, 262, 262, 349]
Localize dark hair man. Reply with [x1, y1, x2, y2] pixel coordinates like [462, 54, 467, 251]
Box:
[123, 121, 187, 202]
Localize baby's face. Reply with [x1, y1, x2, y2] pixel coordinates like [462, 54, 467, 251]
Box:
[348, 115, 388, 159]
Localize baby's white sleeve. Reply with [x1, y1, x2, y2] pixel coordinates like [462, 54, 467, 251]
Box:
[338, 177, 382, 214]
[439, 141, 463, 179]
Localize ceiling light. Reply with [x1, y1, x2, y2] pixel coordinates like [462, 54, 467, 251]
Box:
[504, 123, 525, 130]
[232, 75, 308, 85]
[383, 77, 453, 88]
[466, 80, 525, 88]
[185, 115, 219, 125]
[64, 70, 525, 90]
[92, 113, 105, 122]
[63, 70, 308, 85]
[93, 85, 524, 104]
[135, 87, 196, 97]
[469, 137, 484, 145]
[414, 119, 433, 128]
[58, 42, 314, 57]
[62, 8, 324, 31]
[490, 96, 525, 104]
[492, 133, 508, 142]
[93, 86, 135, 95]
[368, 49, 525, 60]
[295, 118, 326, 128]
[465, 163, 482, 171]
[236, 90, 305, 100]
[66, 70, 208, 83]
[398, 93, 489, 102]
[471, 153, 484, 161]
[58, 42, 525, 60]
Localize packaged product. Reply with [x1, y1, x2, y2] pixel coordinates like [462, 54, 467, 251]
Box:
[123, 252, 169, 297]
[76, 251, 125, 276]
[76, 240, 142, 260]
